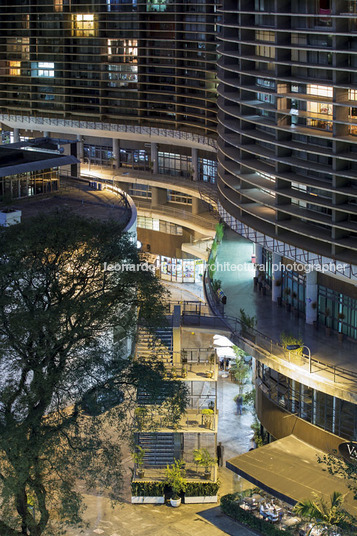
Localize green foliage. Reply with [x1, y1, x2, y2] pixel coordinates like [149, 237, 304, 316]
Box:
[201, 408, 214, 415]
[193, 448, 217, 469]
[133, 446, 147, 467]
[280, 331, 303, 355]
[317, 450, 357, 500]
[215, 222, 224, 243]
[0, 209, 185, 535]
[221, 494, 295, 536]
[242, 389, 256, 406]
[185, 481, 219, 497]
[293, 491, 353, 533]
[211, 279, 222, 293]
[232, 345, 248, 359]
[251, 417, 268, 448]
[131, 481, 165, 497]
[239, 309, 256, 329]
[165, 460, 187, 499]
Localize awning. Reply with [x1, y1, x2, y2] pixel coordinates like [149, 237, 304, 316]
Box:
[0, 155, 79, 178]
[227, 435, 357, 516]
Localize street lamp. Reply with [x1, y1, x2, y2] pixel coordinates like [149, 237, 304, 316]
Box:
[286, 344, 312, 373]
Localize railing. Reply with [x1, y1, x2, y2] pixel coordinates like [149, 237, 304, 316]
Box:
[176, 291, 357, 390]
[0, 113, 217, 149]
[134, 200, 217, 231]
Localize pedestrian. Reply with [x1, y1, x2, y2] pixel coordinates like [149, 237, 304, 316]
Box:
[216, 442, 224, 467]
[236, 395, 243, 415]
[219, 357, 224, 371]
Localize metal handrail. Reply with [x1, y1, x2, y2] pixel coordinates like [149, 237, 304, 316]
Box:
[175, 280, 357, 387]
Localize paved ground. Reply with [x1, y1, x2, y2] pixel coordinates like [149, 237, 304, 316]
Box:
[215, 228, 357, 372]
[65, 376, 256, 536]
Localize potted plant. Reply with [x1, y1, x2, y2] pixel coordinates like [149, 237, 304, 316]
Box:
[133, 446, 147, 478]
[181, 366, 187, 378]
[338, 313, 345, 342]
[165, 460, 187, 507]
[325, 308, 331, 336]
[292, 291, 299, 316]
[201, 408, 214, 429]
[135, 406, 148, 431]
[239, 308, 256, 342]
[193, 448, 217, 479]
[205, 370, 214, 378]
[311, 302, 318, 329]
[284, 287, 291, 312]
[208, 353, 216, 367]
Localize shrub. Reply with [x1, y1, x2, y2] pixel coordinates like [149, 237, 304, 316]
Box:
[220, 494, 295, 536]
[131, 481, 165, 496]
[185, 482, 219, 497]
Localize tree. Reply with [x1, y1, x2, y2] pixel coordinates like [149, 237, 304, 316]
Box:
[293, 491, 350, 535]
[0, 210, 187, 535]
[317, 449, 357, 500]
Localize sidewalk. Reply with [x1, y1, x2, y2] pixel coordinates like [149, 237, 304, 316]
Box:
[215, 228, 357, 374]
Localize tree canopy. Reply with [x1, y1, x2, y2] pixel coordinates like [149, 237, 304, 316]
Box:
[0, 210, 187, 535]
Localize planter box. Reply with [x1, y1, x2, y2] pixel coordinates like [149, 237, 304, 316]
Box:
[184, 495, 218, 504]
[131, 496, 165, 504]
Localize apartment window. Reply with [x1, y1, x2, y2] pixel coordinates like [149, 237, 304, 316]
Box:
[316, 0, 331, 25]
[7, 38, 30, 60]
[108, 39, 138, 63]
[168, 190, 192, 205]
[147, 0, 168, 12]
[129, 184, 152, 199]
[9, 61, 21, 76]
[107, 0, 137, 11]
[307, 84, 333, 98]
[199, 158, 217, 183]
[54, 0, 70, 10]
[255, 30, 275, 42]
[31, 62, 55, 78]
[73, 14, 95, 37]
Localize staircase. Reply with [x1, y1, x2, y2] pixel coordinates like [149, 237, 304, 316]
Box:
[135, 327, 173, 365]
[138, 433, 176, 467]
[198, 182, 219, 218]
[136, 326, 173, 405]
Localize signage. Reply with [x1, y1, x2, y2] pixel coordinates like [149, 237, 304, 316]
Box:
[338, 442, 357, 466]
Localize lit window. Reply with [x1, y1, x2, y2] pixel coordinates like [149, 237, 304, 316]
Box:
[9, 61, 21, 76]
[107, 39, 138, 62]
[349, 89, 357, 101]
[307, 84, 333, 98]
[73, 14, 95, 37]
[38, 62, 55, 77]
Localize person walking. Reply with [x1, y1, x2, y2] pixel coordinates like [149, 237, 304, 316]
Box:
[216, 442, 224, 467]
[236, 395, 243, 415]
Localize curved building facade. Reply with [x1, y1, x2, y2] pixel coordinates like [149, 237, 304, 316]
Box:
[217, 0, 357, 270]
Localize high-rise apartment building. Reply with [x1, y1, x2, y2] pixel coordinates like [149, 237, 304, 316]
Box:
[0, 0, 218, 180]
[218, 0, 357, 334]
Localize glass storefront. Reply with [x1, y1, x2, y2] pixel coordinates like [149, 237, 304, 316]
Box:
[257, 362, 357, 441]
[281, 269, 306, 314]
[160, 256, 204, 283]
[318, 285, 357, 339]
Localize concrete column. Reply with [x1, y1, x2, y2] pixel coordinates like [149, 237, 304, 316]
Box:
[43, 131, 49, 138]
[13, 128, 20, 143]
[76, 134, 84, 162]
[271, 252, 282, 303]
[192, 196, 206, 215]
[312, 389, 317, 425]
[255, 243, 263, 276]
[191, 147, 198, 181]
[172, 305, 181, 366]
[151, 186, 167, 206]
[305, 269, 318, 325]
[113, 138, 120, 169]
[151, 142, 158, 174]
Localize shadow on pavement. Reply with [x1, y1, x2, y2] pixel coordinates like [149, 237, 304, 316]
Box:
[197, 506, 252, 535]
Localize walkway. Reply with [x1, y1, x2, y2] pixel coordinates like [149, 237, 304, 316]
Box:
[64, 367, 256, 536]
[215, 228, 357, 374]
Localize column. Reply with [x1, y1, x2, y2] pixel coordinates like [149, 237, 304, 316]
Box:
[76, 134, 84, 162]
[13, 128, 20, 143]
[191, 147, 198, 181]
[151, 186, 167, 206]
[112, 138, 120, 169]
[305, 269, 317, 325]
[192, 196, 206, 215]
[151, 142, 158, 174]
[271, 252, 282, 303]
[43, 131, 49, 138]
[255, 244, 263, 277]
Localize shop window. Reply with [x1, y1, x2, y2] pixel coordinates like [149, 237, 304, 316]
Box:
[73, 14, 96, 37]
